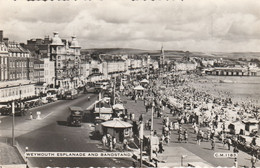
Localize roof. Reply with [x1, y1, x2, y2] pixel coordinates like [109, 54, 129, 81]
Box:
[51, 32, 64, 46]
[112, 104, 125, 110]
[70, 36, 81, 48]
[94, 107, 113, 113]
[7, 42, 30, 53]
[101, 119, 132, 128]
[69, 106, 83, 111]
[242, 119, 259, 124]
[0, 80, 34, 88]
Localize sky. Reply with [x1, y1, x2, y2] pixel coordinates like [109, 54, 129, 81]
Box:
[1, 0, 260, 52]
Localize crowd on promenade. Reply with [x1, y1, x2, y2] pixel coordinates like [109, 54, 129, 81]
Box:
[121, 72, 260, 164]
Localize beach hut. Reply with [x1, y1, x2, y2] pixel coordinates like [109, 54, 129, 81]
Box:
[101, 118, 133, 142]
[140, 79, 149, 88]
[242, 118, 259, 134]
[228, 120, 245, 135]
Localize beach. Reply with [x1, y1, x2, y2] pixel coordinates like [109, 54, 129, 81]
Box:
[189, 75, 260, 106]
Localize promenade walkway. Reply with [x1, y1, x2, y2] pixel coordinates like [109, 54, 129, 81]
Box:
[121, 95, 260, 167]
[0, 141, 25, 167]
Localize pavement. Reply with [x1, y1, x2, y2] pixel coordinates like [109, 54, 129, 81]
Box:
[121, 95, 260, 167]
[0, 139, 26, 167]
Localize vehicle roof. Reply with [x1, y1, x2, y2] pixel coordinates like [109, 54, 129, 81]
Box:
[69, 106, 83, 111]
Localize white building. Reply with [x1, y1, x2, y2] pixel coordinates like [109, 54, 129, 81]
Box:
[80, 60, 91, 83]
[174, 61, 197, 71]
[0, 80, 35, 103]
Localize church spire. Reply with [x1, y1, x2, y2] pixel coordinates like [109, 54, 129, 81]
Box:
[160, 43, 165, 69]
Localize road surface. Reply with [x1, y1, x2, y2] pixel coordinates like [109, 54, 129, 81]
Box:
[0, 93, 134, 167]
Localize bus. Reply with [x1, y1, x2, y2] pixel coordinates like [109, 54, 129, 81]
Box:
[67, 106, 83, 127]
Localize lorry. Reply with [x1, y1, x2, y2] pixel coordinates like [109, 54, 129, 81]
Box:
[67, 106, 83, 127]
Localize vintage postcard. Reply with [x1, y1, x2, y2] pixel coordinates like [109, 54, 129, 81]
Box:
[0, 0, 260, 167]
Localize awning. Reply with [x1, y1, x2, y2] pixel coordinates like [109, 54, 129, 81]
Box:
[140, 79, 149, 83]
[134, 85, 145, 90]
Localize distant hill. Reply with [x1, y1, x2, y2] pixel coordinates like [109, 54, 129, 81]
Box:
[81, 48, 260, 60]
[81, 48, 154, 55]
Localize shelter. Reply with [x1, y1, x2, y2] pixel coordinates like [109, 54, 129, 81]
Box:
[101, 119, 133, 142]
[93, 100, 113, 121]
[134, 85, 145, 98]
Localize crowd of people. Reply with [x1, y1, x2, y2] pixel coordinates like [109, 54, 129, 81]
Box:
[122, 72, 260, 161]
[97, 71, 260, 167]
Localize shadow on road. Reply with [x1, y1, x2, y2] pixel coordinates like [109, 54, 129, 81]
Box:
[57, 121, 68, 126]
[89, 131, 102, 140]
[202, 147, 213, 151]
[82, 112, 94, 123]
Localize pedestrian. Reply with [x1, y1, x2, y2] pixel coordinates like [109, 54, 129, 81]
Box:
[139, 114, 143, 122]
[221, 132, 225, 146]
[135, 94, 138, 103]
[158, 140, 164, 153]
[178, 132, 182, 143]
[184, 130, 188, 143]
[211, 138, 215, 150]
[165, 134, 170, 144]
[251, 154, 257, 168]
[227, 138, 232, 150]
[102, 135, 107, 147]
[30, 112, 33, 120]
[112, 136, 116, 149]
[233, 145, 239, 153]
[109, 137, 113, 151]
[123, 139, 128, 151]
[197, 131, 201, 145]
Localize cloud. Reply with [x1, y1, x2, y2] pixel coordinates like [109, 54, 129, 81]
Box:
[1, 0, 260, 52]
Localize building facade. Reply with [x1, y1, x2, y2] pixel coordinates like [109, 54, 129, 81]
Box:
[49, 32, 82, 90]
[0, 30, 35, 103]
[34, 58, 55, 86]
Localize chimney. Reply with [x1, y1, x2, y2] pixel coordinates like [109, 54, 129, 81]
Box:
[0, 30, 3, 42]
[3, 38, 8, 46]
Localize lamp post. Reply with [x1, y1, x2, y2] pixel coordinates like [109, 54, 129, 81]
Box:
[19, 84, 22, 108]
[149, 100, 155, 161]
[12, 101, 15, 146]
[151, 100, 155, 132]
[113, 78, 116, 105]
